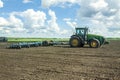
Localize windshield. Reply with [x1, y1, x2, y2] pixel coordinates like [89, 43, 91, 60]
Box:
[76, 29, 85, 35]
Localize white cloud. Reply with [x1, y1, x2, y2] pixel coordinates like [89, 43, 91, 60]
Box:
[63, 18, 77, 29]
[47, 9, 60, 32]
[0, 9, 47, 37]
[45, 9, 69, 37]
[0, 14, 26, 34]
[0, 17, 8, 26]
[0, 0, 3, 8]
[23, 0, 32, 3]
[1, 0, 120, 38]
[41, 0, 120, 37]
[76, 0, 120, 37]
[19, 9, 47, 29]
[41, 0, 81, 8]
[66, 21, 77, 29]
[90, 0, 108, 10]
[60, 30, 68, 34]
[8, 14, 24, 28]
[0, 9, 69, 37]
[63, 18, 71, 21]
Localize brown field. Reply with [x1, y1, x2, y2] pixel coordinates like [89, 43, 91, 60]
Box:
[0, 40, 120, 80]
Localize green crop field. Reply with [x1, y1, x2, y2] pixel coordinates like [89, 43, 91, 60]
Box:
[106, 38, 120, 40]
[8, 37, 69, 42]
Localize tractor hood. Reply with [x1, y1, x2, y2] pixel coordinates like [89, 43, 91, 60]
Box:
[87, 34, 109, 45]
[87, 34, 104, 38]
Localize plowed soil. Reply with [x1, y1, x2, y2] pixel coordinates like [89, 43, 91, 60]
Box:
[0, 40, 120, 80]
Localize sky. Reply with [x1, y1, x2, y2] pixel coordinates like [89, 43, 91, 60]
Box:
[0, 0, 120, 38]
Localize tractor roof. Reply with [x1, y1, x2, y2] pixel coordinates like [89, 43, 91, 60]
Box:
[76, 27, 88, 29]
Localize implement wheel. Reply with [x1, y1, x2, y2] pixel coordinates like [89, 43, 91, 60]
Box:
[69, 36, 81, 47]
[89, 39, 100, 48]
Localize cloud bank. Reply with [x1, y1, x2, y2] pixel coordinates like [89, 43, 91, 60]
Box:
[23, 0, 32, 3]
[0, 0, 120, 38]
[0, 9, 68, 37]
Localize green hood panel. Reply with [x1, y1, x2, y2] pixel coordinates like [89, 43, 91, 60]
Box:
[87, 34, 104, 38]
[87, 34, 105, 45]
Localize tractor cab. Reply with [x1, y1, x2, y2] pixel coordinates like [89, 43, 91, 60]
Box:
[75, 28, 88, 41]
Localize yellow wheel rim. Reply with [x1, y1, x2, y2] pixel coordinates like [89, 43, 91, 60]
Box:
[91, 41, 97, 47]
[72, 39, 78, 47]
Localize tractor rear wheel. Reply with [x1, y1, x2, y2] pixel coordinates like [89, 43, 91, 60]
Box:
[69, 36, 82, 47]
[89, 39, 100, 48]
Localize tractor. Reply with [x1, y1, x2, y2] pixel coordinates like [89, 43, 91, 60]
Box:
[69, 27, 108, 48]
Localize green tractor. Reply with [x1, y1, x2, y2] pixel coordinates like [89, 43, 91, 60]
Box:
[69, 27, 108, 48]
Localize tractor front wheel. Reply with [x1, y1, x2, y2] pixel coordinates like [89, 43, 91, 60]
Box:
[89, 39, 100, 48]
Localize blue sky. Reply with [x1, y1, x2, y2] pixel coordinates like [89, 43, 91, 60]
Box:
[0, 0, 120, 38]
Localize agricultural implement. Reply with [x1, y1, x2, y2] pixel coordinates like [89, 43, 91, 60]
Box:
[7, 43, 21, 49]
[7, 42, 42, 49]
[69, 27, 109, 48]
[7, 41, 69, 49]
[19, 42, 30, 48]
